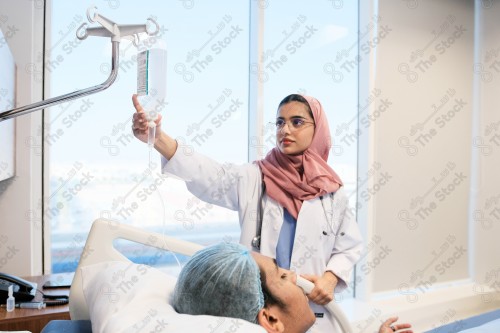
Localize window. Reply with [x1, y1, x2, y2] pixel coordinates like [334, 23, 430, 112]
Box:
[46, 1, 249, 273]
[258, 0, 358, 191]
[45, 1, 358, 283]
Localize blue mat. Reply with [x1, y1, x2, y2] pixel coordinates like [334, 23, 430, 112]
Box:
[425, 309, 500, 333]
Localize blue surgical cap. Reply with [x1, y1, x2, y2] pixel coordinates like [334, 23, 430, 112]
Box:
[172, 242, 265, 323]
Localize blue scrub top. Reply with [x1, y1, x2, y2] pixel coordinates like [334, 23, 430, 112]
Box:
[275, 208, 297, 269]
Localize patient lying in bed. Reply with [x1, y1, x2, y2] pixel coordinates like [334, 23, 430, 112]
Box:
[173, 242, 413, 333]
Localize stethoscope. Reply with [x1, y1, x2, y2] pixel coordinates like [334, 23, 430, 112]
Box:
[251, 190, 341, 250]
[320, 193, 344, 237]
[251, 183, 266, 250]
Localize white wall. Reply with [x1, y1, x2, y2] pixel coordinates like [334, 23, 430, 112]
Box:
[362, 0, 473, 294]
[0, 1, 44, 276]
[349, 0, 500, 331]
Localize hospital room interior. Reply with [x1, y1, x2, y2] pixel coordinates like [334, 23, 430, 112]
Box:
[0, 0, 499, 332]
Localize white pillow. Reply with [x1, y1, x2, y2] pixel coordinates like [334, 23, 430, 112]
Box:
[81, 261, 266, 333]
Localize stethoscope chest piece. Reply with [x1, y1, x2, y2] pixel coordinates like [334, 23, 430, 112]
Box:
[252, 236, 261, 249]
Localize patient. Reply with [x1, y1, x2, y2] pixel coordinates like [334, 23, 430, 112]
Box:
[172, 242, 412, 333]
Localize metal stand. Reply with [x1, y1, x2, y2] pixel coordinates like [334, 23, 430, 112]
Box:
[0, 6, 159, 122]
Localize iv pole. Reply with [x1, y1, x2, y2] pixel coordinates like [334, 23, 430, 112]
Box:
[0, 6, 159, 122]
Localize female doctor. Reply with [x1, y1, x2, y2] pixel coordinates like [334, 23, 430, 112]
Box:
[132, 93, 363, 332]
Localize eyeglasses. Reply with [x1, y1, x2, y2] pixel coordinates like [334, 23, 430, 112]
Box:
[273, 118, 315, 131]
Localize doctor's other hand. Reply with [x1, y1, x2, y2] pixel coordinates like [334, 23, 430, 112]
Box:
[131, 94, 163, 144]
[378, 317, 413, 333]
[302, 271, 338, 305]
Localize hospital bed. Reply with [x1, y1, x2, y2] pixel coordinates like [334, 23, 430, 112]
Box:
[42, 219, 500, 333]
[41, 218, 355, 333]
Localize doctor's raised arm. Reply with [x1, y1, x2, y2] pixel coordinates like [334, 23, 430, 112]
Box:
[131, 93, 363, 332]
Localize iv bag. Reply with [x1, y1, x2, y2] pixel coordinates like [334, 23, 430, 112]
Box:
[137, 47, 167, 118]
[137, 45, 167, 149]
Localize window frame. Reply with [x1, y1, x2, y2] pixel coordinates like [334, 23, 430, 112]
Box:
[41, 2, 361, 304]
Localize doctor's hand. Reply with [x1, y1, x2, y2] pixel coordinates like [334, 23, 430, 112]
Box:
[378, 317, 413, 333]
[302, 271, 338, 305]
[131, 94, 163, 144]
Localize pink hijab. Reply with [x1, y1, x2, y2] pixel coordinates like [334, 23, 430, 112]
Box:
[256, 95, 343, 220]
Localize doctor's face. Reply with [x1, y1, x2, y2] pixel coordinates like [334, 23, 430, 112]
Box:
[252, 252, 316, 333]
[276, 101, 315, 156]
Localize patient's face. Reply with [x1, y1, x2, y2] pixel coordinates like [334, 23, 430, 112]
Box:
[251, 252, 316, 333]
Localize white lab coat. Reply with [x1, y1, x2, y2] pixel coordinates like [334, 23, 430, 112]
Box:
[162, 149, 363, 332]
